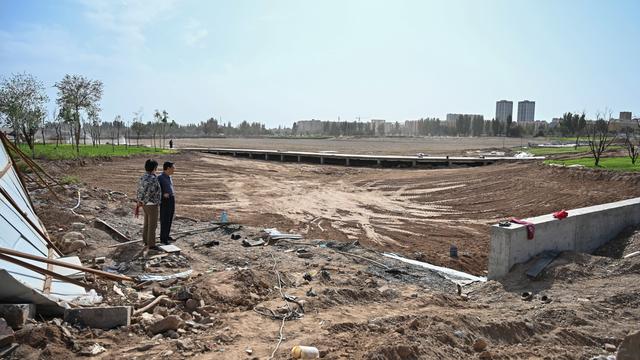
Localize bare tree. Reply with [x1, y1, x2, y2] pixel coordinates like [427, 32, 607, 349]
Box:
[587, 110, 616, 167]
[0, 73, 49, 157]
[622, 124, 639, 165]
[54, 74, 103, 155]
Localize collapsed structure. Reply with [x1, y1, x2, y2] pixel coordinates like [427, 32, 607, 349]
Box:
[0, 138, 87, 315]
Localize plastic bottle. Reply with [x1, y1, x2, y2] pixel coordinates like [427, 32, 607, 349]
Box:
[291, 345, 319, 359]
[220, 210, 228, 223]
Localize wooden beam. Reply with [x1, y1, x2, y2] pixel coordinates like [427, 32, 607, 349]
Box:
[0, 246, 134, 282]
[0, 253, 93, 290]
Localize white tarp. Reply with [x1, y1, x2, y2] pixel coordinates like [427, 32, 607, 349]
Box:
[0, 140, 86, 312]
[383, 252, 487, 285]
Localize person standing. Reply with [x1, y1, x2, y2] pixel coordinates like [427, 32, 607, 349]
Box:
[158, 161, 176, 245]
[137, 159, 161, 250]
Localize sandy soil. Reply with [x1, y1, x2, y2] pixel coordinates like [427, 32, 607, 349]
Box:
[11, 178, 640, 360]
[67, 152, 640, 276]
[144, 136, 548, 156]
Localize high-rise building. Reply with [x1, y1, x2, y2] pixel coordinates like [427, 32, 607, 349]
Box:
[517, 100, 535, 122]
[620, 111, 632, 121]
[495, 100, 513, 123]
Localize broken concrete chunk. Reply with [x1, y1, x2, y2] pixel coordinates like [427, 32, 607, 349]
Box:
[0, 304, 35, 329]
[71, 222, 86, 231]
[148, 315, 183, 335]
[64, 306, 131, 329]
[79, 343, 106, 356]
[617, 329, 640, 360]
[242, 238, 265, 247]
[0, 318, 15, 348]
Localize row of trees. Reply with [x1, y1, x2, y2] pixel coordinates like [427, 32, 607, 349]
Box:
[0, 72, 104, 156]
[0, 72, 276, 157]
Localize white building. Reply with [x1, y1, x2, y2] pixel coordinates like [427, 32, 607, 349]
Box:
[517, 100, 535, 122]
[495, 100, 513, 123]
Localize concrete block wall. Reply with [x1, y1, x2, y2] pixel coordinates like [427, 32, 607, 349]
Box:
[488, 197, 640, 279]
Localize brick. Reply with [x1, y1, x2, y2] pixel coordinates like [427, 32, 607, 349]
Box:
[0, 304, 35, 329]
[64, 306, 131, 329]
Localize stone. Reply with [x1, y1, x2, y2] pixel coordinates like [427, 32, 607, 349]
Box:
[0, 318, 15, 348]
[177, 339, 193, 350]
[479, 351, 493, 360]
[473, 338, 488, 352]
[185, 299, 199, 312]
[65, 240, 87, 253]
[64, 306, 131, 329]
[71, 222, 86, 231]
[62, 231, 85, 242]
[0, 304, 35, 329]
[603, 343, 617, 352]
[148, 315, 183, 335]
[165, 329, 180, 339]
[617, 330, 640, 360]
[152, 286, 168, 297]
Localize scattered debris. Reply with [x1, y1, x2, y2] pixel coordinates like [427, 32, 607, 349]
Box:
[242, 238, 265, 247]
[79, 343, 107, 356]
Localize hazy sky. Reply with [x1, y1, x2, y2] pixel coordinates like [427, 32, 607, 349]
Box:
[1, 0, 638, 126]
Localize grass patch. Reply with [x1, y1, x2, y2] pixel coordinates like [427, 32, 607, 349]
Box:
[545, 156, 640, 171]
[60, 175, 81, 185]
[17, 144, 174, 160]
[522, 145, 623, 156]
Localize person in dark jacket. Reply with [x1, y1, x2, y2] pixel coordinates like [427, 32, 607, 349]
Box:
[136, 159, 161, 249]
[158, 161, 176, 245]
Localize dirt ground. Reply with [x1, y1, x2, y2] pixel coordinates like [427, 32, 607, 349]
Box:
[67, 152, 640, 276]
[8, 173, 640, 360]
[144, 136, 548, 156]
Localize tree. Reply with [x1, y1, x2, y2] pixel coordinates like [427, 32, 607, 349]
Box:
[88, 110, 102, 146]
[113, 115, 124, 146]
[505, 115, 512, 137]
[54, 74, 103, 155]
[131, 121, 144, 146]
[491, 118, 501, 136]
[0, 73, 49, 157]
[587, 111, 616, 167]
[622, 122, 639, 165]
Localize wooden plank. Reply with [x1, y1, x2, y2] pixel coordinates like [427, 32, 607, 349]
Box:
[0, 246, 133, 282]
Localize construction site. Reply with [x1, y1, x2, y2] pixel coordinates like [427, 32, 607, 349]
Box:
[1, 135, 639, 360]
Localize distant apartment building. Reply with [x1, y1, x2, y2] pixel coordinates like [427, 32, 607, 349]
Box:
[403, 120, 420, 136]
[370, 119, 386, 136]
[495, 100, 513, 123]
[295, 119, 324, 135]
[517, 100, 535, 122]
[620, 111, 632, 121]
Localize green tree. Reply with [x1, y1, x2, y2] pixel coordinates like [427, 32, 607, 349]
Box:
[0, 73, 49, 157]
[55, 74, 103, 155]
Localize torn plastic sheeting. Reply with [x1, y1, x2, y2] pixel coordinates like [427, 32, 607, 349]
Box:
[136, 269, 193, 282]
[264, 228, 303, 240]
[382, 253, 487, 285]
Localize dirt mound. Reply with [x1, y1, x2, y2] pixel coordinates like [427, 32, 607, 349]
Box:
[365, 344, 423, 360]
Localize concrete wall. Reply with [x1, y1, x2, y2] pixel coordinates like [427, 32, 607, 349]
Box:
[488, 197, 640, 279]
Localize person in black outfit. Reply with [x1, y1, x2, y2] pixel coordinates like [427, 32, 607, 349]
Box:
[158, 161, 176, 245]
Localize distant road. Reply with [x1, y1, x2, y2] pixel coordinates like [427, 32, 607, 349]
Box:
[143, 136, 549, 155]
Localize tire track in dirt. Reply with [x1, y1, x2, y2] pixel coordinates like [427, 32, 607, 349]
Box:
[73, 153, 640, 275]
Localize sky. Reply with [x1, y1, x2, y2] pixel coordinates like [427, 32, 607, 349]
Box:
[1, 0, 639, 127]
